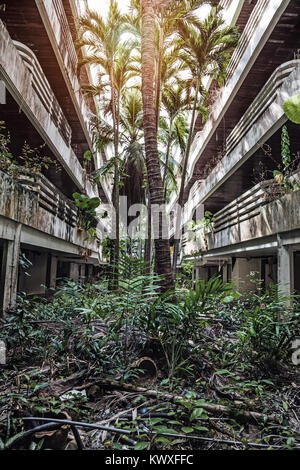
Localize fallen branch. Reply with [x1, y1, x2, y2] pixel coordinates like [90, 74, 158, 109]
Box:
[80, 379, 280, 424]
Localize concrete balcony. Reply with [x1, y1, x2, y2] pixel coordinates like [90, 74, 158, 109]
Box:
[14, 41, 72, 147]
[35, 0, 94, 149]
[183, 182, 300, 259]
[225, 60, 299, 156]
[0, 20, 96, 198]
[186, 60, 300, 220]
[187, 0, 291, 180]
[0, 169, 100, 259]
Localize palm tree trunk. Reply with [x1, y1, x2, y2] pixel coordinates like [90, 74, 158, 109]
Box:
[172, 77, 200, 274]
[144, 188, 152, 275]
[162, 118, 173, 198]
[141, 0, 174, 291]
[111, 70, 120, 288]
[155, 26, 164, 132]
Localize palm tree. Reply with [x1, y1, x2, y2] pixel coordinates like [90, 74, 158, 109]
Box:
[154, 0, 218, 131]
[161, 83, 189, 193]
[172, 9, 239, 273]
[141, 0, 174, 291]
[77, 2, 134, 285]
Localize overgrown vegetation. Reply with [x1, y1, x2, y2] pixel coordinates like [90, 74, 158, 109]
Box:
[0, 258, 299, 450]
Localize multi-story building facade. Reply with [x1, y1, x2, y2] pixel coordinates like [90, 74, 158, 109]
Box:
[0, 0, 111, 313]
[170, 0, 300, 295]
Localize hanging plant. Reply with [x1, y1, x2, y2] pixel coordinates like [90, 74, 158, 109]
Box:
[72, 192, 100, 238]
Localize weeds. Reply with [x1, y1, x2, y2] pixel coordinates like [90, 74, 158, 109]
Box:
[0, 260, 299, 450]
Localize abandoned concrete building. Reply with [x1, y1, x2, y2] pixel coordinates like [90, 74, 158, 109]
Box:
[0, 0, 111, 314]
[170, 0, 300, 295]
[1, 0, 300, 317]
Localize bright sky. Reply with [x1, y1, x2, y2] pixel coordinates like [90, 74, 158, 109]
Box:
[86, 0, 211, 19]
[88, 0, 130, 15]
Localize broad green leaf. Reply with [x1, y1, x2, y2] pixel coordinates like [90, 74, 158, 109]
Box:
[283, 94, 300, 124]
[190, 408, 204, 421]
[134, 442, 149, 450]
[181, 427, 194, 434]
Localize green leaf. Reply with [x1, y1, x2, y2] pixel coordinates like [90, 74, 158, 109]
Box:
[155, 437, 172, 444]
[283, 94, 300, 124]
[150, 418, 164, 425]
[190, 408, 204, 421]
[83, 150, 92, 161]
[154, 426, 177, 434]
[112, 443, 123, 450]
[194, 426, 209, 432]
[134, 442, 149, 450]
[181, 427, 194, 434]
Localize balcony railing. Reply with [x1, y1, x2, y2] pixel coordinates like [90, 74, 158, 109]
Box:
[14, 41, 72, 146]
[52, 0, 78, 77]
[226, 0, 269, 81]
[219, 0, 233, 8]
[226, 60, 300, 155]
[16, 170, 77, 227]
[212, 179, 280, 233]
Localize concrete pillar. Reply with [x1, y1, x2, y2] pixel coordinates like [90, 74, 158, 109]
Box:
[0, 341, 6, 365]
[0, 224, 21, 316]
[79, 264, 86, 283]
[18, 252, 48, 295]
[223, 264, 228, 283]
[49, 255, 58, 289]
[277, 245, 293, 297]
[70, 263, 79, 283]
[232, 258, 261, 294]
[88, 264, 94, 282]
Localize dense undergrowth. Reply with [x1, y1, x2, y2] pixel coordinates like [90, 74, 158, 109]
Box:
[0, 257, 299, 450]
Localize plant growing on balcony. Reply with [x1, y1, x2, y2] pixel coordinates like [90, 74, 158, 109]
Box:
[0, 121, 60, 177]
[184, 210, 215, 254]
[283, 94, 300, 124]
[72, 192, 100, 239]
[273, 125, 300, 193]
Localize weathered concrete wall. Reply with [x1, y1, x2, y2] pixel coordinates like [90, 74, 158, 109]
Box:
[18, 252, 48, 295]
[183, 189, 300, 262]
[0, 170, 99, 257]
[232, 258, 261, 293]
[35, 0, 93, 149]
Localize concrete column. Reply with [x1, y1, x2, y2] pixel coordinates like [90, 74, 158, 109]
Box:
[79, 264, 86, 283]
[70, 263, 79, 283]
[277, 244, 293, 297]
[49, 255, 58, 289]
[18, 252, 48, 295]
[232, 258, 261, 294]
[88, 264, 94, 282]
[223, 264, 228, 283]
[1, 224, 21, 316]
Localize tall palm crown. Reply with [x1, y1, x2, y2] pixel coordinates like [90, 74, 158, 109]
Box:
[77, 0, 134, 282]
[176, 8, 240, 84]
